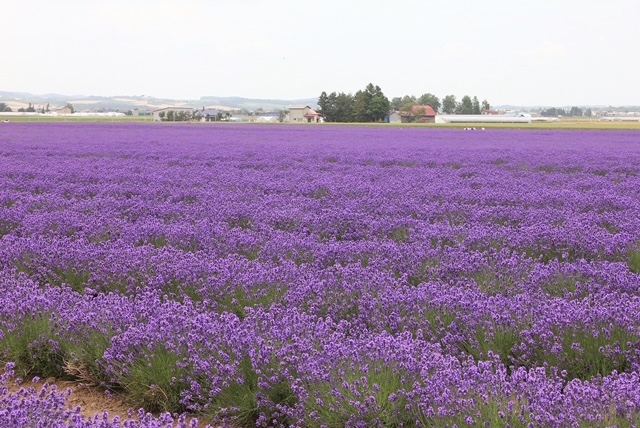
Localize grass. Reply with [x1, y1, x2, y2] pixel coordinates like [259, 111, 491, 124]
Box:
[529, 325, 638, 380]
[0, 220, 18, 238]
[119, 347, 189, 413]
[213, 285, 286, 320]
[162, 280, 204, 304]
[414, 397, 534, 428]
[388, 226, 411, 244]
[523, 245, 581, 264]
[228, 216, 253, 230]
[541, 272, 590, 297]
[1, 115, 155, 123]
[420, 308, 457, 341]
[304, 360, 414, 428]
[64, 331, 113, 386]
[310, 187, 331, 199]
[0, 314, 69, 379]
[456, 322, 520, 368]
[470, 268, 516, 296]
[629, 250, 640, 274]
[209, 356, 297, 427]
[4, 115, 640, 130]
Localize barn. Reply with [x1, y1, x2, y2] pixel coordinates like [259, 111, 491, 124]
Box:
[400, 105, 437, 123]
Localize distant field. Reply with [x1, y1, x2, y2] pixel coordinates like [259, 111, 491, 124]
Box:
[0, 115, 155, 123]
[2, 115, 640, 130]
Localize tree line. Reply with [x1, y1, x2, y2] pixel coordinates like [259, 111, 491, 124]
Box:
[318, 83, 390, 123]
[391, 94, 490, 114]
[0, 103, 75, 113]
[540, 107, 592, 117]
[318, 85, 493, 122]
[157, 110, 233, 122]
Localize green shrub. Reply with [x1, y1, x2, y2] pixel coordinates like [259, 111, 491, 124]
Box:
[305, 360, 414, 427]
[541, 272, 589, 297]
[64, 331, 112, 386]
[629, 250, 640, 274]
[213, 285, 285, 320]
[530, 325, 637, 380]
[388, 227, 411, 244]
[416, 397, 533, 428]
[119, 348, 189, 413]
[457, 323, 519, 369]
[210, 357, 297, 427]
[0, 314, 68, 379]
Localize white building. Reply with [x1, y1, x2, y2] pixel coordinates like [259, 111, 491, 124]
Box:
[435, 114, 532, 124]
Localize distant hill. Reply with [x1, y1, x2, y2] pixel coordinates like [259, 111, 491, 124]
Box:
[199, 96, 318, 111]
[0, 91, 318, 112]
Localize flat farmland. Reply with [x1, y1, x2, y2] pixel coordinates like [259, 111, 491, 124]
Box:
[1, 124, 640, 427]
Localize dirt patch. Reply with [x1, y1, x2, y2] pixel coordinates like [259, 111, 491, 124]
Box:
[2, 373, 212, 427]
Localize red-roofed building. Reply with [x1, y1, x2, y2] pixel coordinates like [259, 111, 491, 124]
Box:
[303, 108, 322, 123]
[400, 105, 437, 123]
[288, 105, 323, 123]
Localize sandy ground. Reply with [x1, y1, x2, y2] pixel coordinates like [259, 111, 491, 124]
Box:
[2, 373, 212, 427]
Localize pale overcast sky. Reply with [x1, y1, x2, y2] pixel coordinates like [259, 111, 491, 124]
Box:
[2, 0, 639, 106]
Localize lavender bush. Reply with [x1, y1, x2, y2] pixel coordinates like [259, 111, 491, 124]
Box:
[1, 123, 640, 427]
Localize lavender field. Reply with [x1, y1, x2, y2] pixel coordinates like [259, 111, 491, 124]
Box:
[1, 123, 640, 427]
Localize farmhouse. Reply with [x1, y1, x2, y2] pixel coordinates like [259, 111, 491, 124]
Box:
[288, 105, 322, 123]
[196, 108, 219, 122]
[55, 106, 73, 115]
[400, 105, 437, 123]
[152, 107, 194, 121]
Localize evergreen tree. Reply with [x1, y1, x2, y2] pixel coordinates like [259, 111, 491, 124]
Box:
[334, 92, 354, 122]
[569, 106, 583, 117]
[472, 96, 481, 114]
[442, 95, 457, 114]
[368, 84, 390, 122]
[319, 83, 389, 122]
[318, 91, 329, 118]
[326, 92, 338, 122]
[456, 95, 473, 114]
[353, 89, 373, 122]
[390, 97, 403, 111]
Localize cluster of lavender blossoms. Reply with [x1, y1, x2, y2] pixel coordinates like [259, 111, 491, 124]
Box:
[1, 123, 640, 427]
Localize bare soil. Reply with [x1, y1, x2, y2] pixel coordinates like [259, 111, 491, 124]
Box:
[2, 373, 212, 427]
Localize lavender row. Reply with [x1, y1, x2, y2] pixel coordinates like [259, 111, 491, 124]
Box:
[1, 124, 640, 426]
